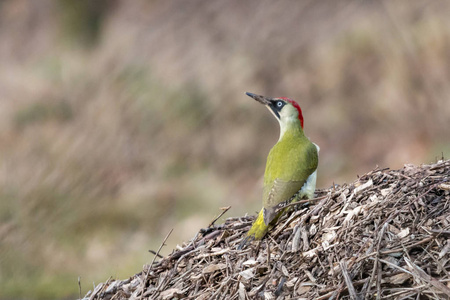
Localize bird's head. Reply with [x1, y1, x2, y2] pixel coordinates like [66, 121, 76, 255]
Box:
[246, 92, 304, 129]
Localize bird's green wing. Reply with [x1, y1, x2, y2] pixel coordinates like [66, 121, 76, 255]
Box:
[262, 179, 306, 224]
[262, 140, 318, 225]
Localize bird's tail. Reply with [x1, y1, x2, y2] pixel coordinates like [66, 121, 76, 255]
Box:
[238, 208, 283, 249]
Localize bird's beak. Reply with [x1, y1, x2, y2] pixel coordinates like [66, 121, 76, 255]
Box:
[246, 92, 280, 120]
[245, 92, 271, 105]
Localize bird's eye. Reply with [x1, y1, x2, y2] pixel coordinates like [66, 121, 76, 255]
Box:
[276, 101, 283, 108]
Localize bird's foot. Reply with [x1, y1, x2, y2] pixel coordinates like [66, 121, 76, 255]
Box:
[238, 235, 255, 250]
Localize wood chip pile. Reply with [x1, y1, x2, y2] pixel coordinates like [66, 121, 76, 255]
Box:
[83, 160, 450, 299]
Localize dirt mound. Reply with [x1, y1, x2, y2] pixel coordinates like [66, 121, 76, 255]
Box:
[83, 160, 450, 299]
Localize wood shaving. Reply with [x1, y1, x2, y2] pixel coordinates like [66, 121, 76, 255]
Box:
[82, 160, 450, 299]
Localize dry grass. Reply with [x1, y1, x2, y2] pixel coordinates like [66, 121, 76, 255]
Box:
[84, 160, 450, 299]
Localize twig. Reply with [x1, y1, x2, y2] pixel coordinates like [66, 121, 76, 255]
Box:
[365, 221, 388, 299]
[428, 229, 450, 236]
[148, 249, 164, 258]
[274, 276, 286, 297]
[404, 257, 450, 297]
[208, 206, 231, 228]
[379, 236, 434, 255]
[340, 260, 358, 300]
[78, 276, 82, 300]
[276, 195, 328, 211]
[316, 283, 345, 300]
[376, 258, 414, 276]
[150, 228, 173, 270]
[140, 229, 173, 300]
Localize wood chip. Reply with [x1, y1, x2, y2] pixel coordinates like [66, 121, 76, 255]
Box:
[82, 160, 450, 300]
[239, 268, 255, 280]
[202, 263, 227, 274]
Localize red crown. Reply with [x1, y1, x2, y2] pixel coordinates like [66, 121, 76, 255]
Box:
[279, 97, 304, 128]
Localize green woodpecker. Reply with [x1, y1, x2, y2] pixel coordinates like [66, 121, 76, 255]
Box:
[241, 92, 319, 246]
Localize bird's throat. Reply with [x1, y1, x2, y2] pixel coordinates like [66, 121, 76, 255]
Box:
[278, 117, 304, 141]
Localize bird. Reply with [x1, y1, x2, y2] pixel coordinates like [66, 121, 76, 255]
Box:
[239, 92, 319, 248]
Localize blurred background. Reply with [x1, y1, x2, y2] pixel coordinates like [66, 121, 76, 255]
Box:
[0, 0, 449, 299]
